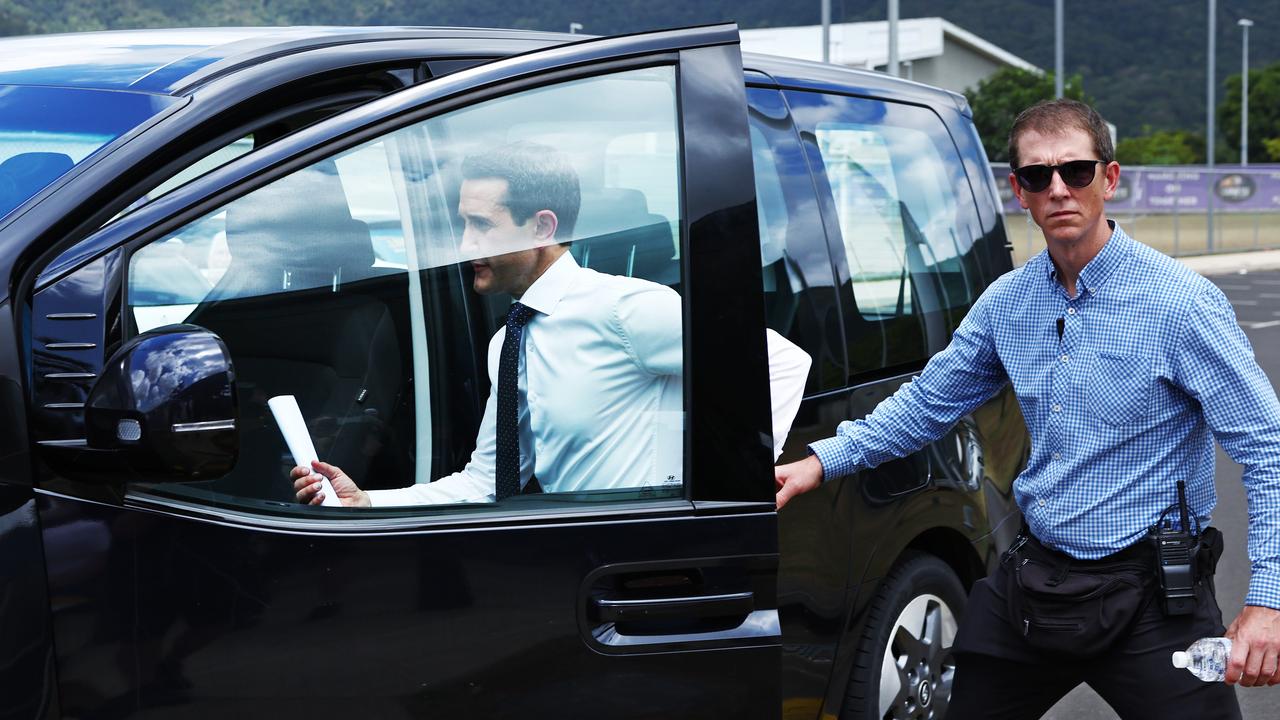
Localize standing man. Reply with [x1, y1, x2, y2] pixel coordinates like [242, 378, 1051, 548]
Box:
[775, 99, 1280, 717]
[295, 141, 810, 506]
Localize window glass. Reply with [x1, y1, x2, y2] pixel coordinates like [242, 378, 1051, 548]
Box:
[0, 86, 179, 219]
[816, 122, 972, 319]
[126, 67, 685, 515]
[147, 135, 254, 202]
[746, 87, 845, 391]
[785, 90, 986, 376]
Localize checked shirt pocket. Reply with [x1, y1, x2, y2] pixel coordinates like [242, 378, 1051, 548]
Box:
[1086, 353, 1153, 425]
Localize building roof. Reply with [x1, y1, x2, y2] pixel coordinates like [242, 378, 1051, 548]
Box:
[740, 17, 1040, 73]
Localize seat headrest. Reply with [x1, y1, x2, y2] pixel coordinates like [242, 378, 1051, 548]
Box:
[575, 187, 654, 241]
[0, 151, 75, 217]
[218, 162, 375, 294]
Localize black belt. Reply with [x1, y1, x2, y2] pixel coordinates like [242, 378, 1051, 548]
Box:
[1016, 526, 1155, 571]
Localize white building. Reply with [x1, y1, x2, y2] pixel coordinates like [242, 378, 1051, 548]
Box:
[740, 17, 1040, 95]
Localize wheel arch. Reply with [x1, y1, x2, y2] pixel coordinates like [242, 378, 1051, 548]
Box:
[903, 525, 986, 591]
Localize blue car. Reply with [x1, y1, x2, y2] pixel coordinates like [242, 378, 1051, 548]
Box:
[0, 25, 1025, 719]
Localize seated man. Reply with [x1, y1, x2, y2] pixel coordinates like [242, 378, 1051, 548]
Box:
[294, 141, 808, 506]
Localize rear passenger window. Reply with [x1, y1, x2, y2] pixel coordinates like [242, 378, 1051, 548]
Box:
[746, 87, 846, 392]
[124, 67, 686, 515]
[785, 91, 987, 377]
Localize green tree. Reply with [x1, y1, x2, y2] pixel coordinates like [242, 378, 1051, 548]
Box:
[964, 67, 1090, 163]
[1220, 61, 1280, 163]
[0, 1, 32, 36]
[1115, 127, 1203, 165]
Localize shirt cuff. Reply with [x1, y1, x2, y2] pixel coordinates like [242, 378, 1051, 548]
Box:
[808, 431, 863, 482]
[1245, 570, 1280, 611]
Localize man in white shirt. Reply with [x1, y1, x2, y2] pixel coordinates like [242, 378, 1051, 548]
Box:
[293, 141, 808, 506]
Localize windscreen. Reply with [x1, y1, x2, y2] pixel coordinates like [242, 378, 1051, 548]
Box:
[0, 85, 179, 219]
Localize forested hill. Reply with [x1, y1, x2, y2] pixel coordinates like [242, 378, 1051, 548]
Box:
[1, 0, 1276, 141]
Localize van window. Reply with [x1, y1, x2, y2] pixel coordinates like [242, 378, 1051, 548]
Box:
[124, 66, 687, 515]
[785, 91, 987, 377]
[0, 86, 180, 219]
[746, 87, 846, 391]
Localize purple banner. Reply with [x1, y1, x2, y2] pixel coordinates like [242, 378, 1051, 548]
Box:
[993, 164, 1280, 215]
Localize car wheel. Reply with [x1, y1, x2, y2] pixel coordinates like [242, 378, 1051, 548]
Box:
[843, 552, 967, 720]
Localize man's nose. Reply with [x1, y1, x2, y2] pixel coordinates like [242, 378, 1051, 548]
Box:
[1047, 169, 1072, 199]
[459, 228, 478, 255]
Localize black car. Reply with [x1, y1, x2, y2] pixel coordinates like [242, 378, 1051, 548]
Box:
[0, 24, 1027, 719]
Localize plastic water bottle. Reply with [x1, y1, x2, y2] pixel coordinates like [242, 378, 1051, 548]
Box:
[1171, 637, 1232, 682]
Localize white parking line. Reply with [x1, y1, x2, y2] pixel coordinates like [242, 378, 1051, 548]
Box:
[1243, 320, 1280, 329]
[1231, 300, 1259, 306]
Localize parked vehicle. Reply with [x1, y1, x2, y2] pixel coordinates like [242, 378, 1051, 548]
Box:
[0, 24, 1026, 719]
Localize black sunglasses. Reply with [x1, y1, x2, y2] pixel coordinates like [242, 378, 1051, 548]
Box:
[1013, 160, 1105, 193]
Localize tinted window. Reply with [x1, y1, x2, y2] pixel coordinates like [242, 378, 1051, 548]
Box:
[0, 85, 179, 219]
[126, 67, 686, 515]
[785, 91, 987, 377]
[746, 87, 846, 391]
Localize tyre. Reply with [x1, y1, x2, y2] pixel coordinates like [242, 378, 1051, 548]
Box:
[843, 552, 968, 720]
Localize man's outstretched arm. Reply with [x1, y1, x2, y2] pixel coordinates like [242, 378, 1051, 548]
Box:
[775, 288, 1008, 508]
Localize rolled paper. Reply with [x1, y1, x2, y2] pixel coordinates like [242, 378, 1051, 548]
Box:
[268, 395, 341, 507]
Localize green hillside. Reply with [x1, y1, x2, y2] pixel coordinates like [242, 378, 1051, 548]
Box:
[2, 0, 1276, 143]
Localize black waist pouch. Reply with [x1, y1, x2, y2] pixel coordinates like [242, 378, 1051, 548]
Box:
[1003, 536, 1153, 659]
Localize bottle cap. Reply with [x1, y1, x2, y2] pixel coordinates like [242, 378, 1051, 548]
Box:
[1171, 651, 1189, 668]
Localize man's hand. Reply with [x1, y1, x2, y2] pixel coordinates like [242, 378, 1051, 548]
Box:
[291, 460, 371, 508]
[775, 455, 824, 509]
[1225, 604, 1280, 686]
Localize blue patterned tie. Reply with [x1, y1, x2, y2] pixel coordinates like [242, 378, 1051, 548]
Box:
[496, 302, 537, 500]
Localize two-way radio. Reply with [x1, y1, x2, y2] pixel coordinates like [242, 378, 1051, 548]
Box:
[1150, 479, 1199, 616]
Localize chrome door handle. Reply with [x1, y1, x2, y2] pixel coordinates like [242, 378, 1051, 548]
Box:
[594, 591, 754, 623]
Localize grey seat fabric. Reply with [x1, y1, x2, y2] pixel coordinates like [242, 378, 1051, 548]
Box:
[188, 163, 402, 502]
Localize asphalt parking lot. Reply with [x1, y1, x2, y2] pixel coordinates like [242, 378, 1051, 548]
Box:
[1042, 266, 1280, 720]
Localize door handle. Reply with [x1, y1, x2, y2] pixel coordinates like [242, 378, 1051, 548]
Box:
[579, 556, 780, 654]
[594, 591, 754, 623]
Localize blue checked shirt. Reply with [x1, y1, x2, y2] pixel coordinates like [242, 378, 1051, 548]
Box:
[809, 223, 1280, 609]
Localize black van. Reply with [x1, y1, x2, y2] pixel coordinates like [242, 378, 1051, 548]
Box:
[0, 24, 1026, 719]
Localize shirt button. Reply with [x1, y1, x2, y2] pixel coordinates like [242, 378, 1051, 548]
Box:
[1060, 354, 1070, 363]
[1067, 307, 1076, 315]
[1052, 404, 1062, 412]
[1053, 452, 1061, 460]
[1039, 499, 1047, 507]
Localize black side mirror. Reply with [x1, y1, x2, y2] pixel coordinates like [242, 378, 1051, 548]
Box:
[82, 324, 239, 481]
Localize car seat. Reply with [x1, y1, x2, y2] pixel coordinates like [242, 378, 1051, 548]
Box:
[187, 162, 403, 502]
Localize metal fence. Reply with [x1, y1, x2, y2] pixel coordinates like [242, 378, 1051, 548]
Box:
[990, 164, 1280, 266]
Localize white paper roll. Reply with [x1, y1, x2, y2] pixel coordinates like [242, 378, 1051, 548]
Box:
[268, 395, 342, 507]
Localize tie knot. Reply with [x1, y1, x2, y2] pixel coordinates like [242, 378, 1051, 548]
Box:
[506, 302, 536, 329]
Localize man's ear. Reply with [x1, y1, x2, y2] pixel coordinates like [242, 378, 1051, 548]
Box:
[1009, 173, 1030, 209]
[1102, 161, 1121, 201]
[532, 209, 559, 244]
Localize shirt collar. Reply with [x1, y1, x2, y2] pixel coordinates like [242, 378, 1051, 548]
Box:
[1041, 220, 1133, 296]
[514, 249, 579, 317]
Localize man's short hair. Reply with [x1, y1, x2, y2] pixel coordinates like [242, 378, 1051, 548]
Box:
[461, 141, 580, 240]
[1007, 99, 1114, 170]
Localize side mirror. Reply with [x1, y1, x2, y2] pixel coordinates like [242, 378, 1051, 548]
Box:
[82, 324, 239, 481]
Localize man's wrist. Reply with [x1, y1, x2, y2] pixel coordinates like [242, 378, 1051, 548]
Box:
[807, 436, 855, 482]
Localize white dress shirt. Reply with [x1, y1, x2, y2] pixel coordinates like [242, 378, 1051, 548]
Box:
[370, 252, 809, 505]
